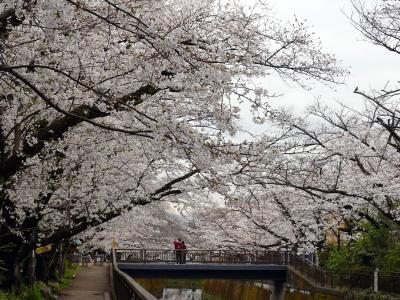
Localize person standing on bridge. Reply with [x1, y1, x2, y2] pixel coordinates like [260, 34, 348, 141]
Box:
[173, 238, 182, 264]
[181, 241, 187, 264]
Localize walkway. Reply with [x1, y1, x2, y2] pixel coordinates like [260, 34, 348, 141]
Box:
[59, 264, 111, 300]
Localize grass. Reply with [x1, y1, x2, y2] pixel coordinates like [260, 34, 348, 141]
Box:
[345, 289, 400, 300]
[50, 259, 80, 294]
[0, 282, 47, 300]
[0, 260, 80, 299]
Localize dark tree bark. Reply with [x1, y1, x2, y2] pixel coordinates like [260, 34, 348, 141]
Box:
[25, 250, 36, 287]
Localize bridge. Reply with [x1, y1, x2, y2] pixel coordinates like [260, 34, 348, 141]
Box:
[110, 248, 342, 300]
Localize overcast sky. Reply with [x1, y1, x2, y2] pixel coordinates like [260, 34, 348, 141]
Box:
[257, 0, 400, 112]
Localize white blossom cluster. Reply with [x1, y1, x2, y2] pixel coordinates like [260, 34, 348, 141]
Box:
[0, 0, 345, 254]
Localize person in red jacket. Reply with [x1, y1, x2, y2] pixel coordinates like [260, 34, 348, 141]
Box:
[173, 238, 182, 264]
[181, 241, 187, 264]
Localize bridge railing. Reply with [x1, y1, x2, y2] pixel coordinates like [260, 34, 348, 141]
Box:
[111, 249, 157, 300]
[287, 252, 333, 289]
[115, 248, 290, 264]
[115, 249, 334, 289]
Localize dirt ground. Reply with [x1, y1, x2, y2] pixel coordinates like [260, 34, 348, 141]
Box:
[59, 264, 111, 300]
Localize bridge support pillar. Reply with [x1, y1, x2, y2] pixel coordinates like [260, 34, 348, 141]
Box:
[271, 280, 285, 300]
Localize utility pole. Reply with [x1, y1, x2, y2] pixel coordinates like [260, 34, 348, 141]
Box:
[374, 267, 379, 292]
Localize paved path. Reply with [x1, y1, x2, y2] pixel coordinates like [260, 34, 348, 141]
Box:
[59, 264, 111, 300]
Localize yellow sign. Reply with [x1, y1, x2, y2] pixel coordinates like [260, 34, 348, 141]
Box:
[35, 244, 52, 255]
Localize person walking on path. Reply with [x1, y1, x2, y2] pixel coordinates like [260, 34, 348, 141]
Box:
[181, 241, 187, 264]
[173, 238, 182, 264]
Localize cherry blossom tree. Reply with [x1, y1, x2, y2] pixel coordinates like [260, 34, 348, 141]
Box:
[0, 0, 345, 288]
[350, 0, 400, 55]
[180, 0, 400, 255]
[197, 92, 400, 254]
[82, 202, 196, 251]
[84, 0, 400, 269]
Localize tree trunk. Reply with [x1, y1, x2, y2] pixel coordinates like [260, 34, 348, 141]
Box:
[36, 246, 59, 282]
[58, 243, 67, 276]
[36, 253, 52, 283]
[50, 247, 62, 280]
[25, 250, 36, 287]
[13, 257, 23, 294]
[0, 227, 28, 291]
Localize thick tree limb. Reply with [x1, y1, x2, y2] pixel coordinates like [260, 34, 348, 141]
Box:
[0, 69, 159, 181]
[40, 168, 199, 245]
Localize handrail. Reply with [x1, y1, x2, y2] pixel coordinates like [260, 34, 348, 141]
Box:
[114, 248, 334, 289]
[111, 249, 157, 300]
[113, 248, 400, 294]
[286, 252, 333, 288]
[114, 248, 290, 265]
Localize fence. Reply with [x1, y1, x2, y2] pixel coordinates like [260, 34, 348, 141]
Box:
[67, 254, 82, 264]
[115, 249, 290, 264]
[114, 249, 334, 289]
[287, 252, 333, 289]
[379, 271, 400, 294]
[287, 255, 400, 293]
[113, 249, 400, 295]
[93, 254, 105, 266]
[331, 269, 400, 294]
[111, 249, 157, 300]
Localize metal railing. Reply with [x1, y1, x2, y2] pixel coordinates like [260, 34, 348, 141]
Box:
[114, 249, 334, 289]
[286, 252, 333, 289]
[111, 249, 157, 300]
[67, 254, 82, 264]
[114, 248, 400, 295]
[379, 271, 400, 294]
[93, 254, 105, 266]
[331, 269, 400, 294]
[115, 248, 290, 264]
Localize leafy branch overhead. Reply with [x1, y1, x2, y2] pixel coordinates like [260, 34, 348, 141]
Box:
[0, 0, 350, 288]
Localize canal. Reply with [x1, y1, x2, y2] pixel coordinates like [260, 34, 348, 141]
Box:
[135, 278, 341, 300]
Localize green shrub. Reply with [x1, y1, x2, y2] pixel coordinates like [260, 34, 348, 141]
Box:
[24, 284, 43, 300]
[345, 289, 398, 300]
[57, 259, 79, 291]
[322, 220, 400, 274]
[0, 282, 45, 300]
